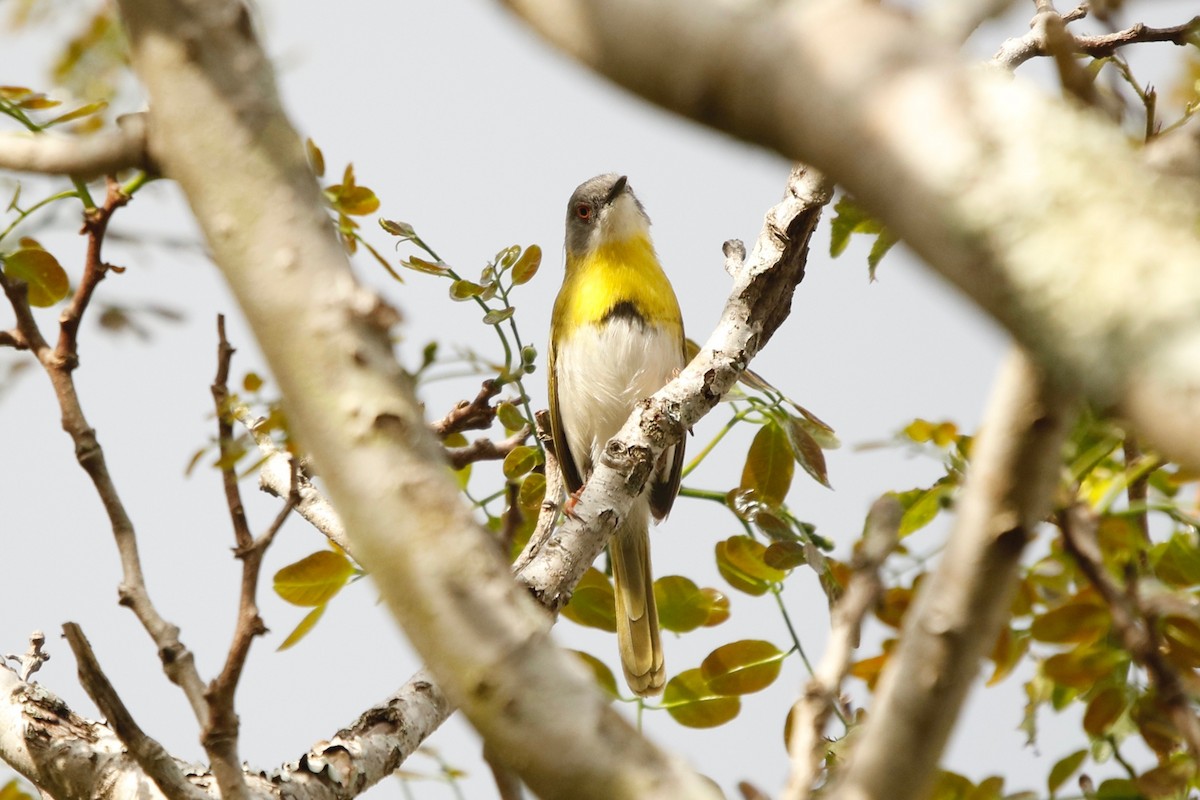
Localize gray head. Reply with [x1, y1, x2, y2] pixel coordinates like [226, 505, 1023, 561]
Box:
[564, 173, 652, 258]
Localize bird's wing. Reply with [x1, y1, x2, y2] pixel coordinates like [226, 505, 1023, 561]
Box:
[547, 337, 585, 495]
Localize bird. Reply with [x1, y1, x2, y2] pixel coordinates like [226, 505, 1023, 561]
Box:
[547, 173, 686, 697]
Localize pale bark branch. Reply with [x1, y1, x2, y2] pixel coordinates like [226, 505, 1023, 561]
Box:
[831, 350, 1076, 800]
[0, 113, 151, 178]
[108, 0, 742, 795]
[501, 0, 1200, 472]
[783, 495, 901, 800]
[5, 632, 50, 682]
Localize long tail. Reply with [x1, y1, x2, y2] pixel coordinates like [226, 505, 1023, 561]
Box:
[610, 511, 665, 696]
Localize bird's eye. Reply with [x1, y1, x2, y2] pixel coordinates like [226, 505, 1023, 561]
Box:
[575, 203, 592, 221]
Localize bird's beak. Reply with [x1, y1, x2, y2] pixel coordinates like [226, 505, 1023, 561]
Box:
[604, 175, 628, 205]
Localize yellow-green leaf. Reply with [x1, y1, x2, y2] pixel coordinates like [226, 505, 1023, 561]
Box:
[763, 541, 806, 570]
[1083, 685, 1126, 737]
[662, 668, 740, 728]
[561, 568, 617, 632]
[654, 575, 710, 633]
[274, 549, 355, 606]
[44, 101, 107, 127]
[518, 472, 546, 512]
[444, 431, 471, 488]
[497, 401, 527, 432]
[0, 779, 34, 800]
[701, 588, 730, 626]
[1041, 647, 1123, 689]
[511, 244, 542, 285]
[1030, 602, 1109, 644]
[482, 306, 515, 325]
[242, 371, 264, 392]
[328, 185, 380, 216]
[276, 604, 326, 651]
[449, 279, 485, 300]
[569, 649, 619, 699]
[306, 138, 325, 178]
[896, 481, 953, 537]
[740, 422, 794, 507]
[502, 445, 540, 480]
[1047, 749, 1087, 796]
[1135, 755, 1194, 799]
[700, 639, 785, 695]
[3, 248, 69, 307]
[715, 536, 785, 596]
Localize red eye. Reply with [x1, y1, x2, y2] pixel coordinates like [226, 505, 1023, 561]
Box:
[575, 203, 592, 221]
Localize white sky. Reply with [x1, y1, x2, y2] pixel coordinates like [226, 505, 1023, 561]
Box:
[1, 1, 1195, 797]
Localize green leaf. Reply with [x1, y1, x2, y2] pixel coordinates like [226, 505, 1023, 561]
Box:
[276, 604, 326, 651]
[715, 536, 786, 596]
[829, 195, 896, 277]
[497, 401, 527, 432]
[482, 306, 515, 325]
[273, 549, 355, 606]
[561, 568, 617, 632]
[1094, 779, 1139, 800]
[502, 445, 540, 480]
[511, 244, 542, 285]
[700, 640, 785, 695]
[896, 481, 954, 537]
[1047, 750, 1087, 797]
[569, 650, 619, 699]
[662, 668, 740, 728]
[1152, 532, 1200, 587]
[654, 575, 710, 633]
[1041, 647, 1123, 689]
[783, 414, 831, 488]
[740, 421, 794, 507]
[867, 227, 898, 281]
[763, 541, 807, 570]
[3, 248, 69, 307]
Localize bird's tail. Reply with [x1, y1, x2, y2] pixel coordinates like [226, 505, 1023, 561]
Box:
[611, 511, 665, 696]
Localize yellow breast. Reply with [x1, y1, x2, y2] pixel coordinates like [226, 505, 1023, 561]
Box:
[552, 235, 683, 337]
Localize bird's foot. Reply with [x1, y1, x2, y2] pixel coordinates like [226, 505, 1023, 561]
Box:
[563, 485, 586, 519]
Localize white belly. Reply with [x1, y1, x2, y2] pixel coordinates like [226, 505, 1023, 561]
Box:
[555, 318, 682, 478]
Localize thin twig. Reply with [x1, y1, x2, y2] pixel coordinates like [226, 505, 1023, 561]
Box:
[0, 188, 211, 724]
[1059, 504, 1200, 761]
[430, 379, 501, 438]
[5, 631, 50, 682]
[445, 425, 531, 470]
[783, 495, 901, 800]
[203, 317, 294, 800]
[62, 622, 209, 800]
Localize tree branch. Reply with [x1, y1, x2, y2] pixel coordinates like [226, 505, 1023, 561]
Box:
[0, 113, 151, 178]
[62, 623, 210, 800]
[444, 424, 531, 470]
[783, 495, 901, 800]
[5, 632, 50, 682]
[831, 349, 1075, 800]
[1059, 504, 1200, 762]
[430, 379, 502, 438]
[202, 315, 288, 800]
[0, 186, 211, 725]
[501, 0, 1200, 472]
